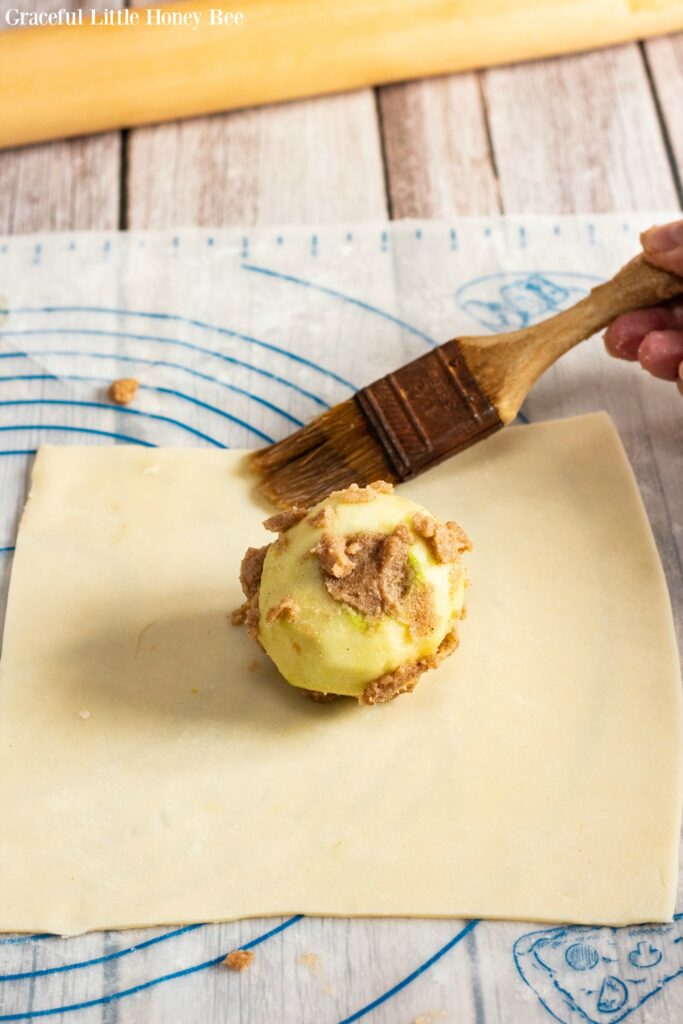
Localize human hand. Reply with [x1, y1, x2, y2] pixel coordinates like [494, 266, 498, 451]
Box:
[604, 221, 683, 396]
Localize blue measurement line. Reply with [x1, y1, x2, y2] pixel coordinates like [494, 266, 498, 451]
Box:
[0, 376, 272, 444]
[0, 400, 224, 448]
[0, 352, 303, 427]
[0, 926, 204, 982]
[0, 329, 332, 409]
[241, 263, 438, 347]
[0, 426, 155, 447]
[0, 306, 354, 391]
[0, 917, 303, 1021]
[0, 937, 49, 947]
[338, 919, 480, 1024]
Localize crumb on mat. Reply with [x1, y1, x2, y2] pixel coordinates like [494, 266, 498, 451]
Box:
[298, 952, 321, 975]
[108, 378, 139, 405]
[224, 949, 254, 971]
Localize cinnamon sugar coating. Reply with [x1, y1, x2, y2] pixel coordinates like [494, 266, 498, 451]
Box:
[265, 596, 299, 623]
[309, 504, 336, 528]
[233, 544, 271, 638]
[263, 508, 307, 533]
[315, 523, 436, 637]
[413, 513, 472, 563]
[310, 532, 355, 578]
[329, 480, 394, 503]
[361, 627, 460, 705]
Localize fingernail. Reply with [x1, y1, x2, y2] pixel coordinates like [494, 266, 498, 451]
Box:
[642, 222, 683, 253]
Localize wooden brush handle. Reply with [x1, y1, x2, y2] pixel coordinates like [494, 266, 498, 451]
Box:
[458, 255, 683, 423]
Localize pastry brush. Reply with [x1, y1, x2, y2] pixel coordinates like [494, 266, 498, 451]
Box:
[250, 253, 683, 508]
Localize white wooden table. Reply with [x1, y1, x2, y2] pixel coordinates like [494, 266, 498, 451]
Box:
[1, 7, 683, 1024]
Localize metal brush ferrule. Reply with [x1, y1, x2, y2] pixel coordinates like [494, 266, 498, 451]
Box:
[354, 340, 503, 481]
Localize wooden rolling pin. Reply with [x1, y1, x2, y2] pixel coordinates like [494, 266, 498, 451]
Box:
[1, 0, 683, 149]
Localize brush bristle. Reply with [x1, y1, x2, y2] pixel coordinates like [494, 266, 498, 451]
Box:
[249, 398, 396, 508]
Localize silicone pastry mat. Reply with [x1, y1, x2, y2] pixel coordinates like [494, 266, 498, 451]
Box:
[0, 216, 682, 1023]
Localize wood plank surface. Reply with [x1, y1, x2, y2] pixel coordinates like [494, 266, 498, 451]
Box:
[125, 90, 388, 228]
[482, 43, 680, 212]
[644, 33, 683, 205]
[378, 74, 501, 217]
[0, 0, 121, 234]
[378, 43, 680, 219]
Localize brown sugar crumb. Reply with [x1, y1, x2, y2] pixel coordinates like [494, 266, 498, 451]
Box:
[329, 480, 394, 504]
[401, 579, 438, 638]
[108, 378, 139, 405]
[239, 545, 269, 600]
[433, 521, 472, 562]
[230, 606, 247, 626]
[243, 597, 261, 639]
[306, 690, 339, 703]
[263, 508, 307, 534]
[266, 595, 299, 624]
[299, 952, 321, 974]
[361, 627, 459, 705]
[378, 523, 414, 611]
[413, 512, 437, 538]
[317, 523, 435, 635]
[224, 949, 254, 972]
[368, 480, 394, 494]
[311, 532, 355, 578]
[232, 544, 271, 639]
[309, 504, 336, 529]
[248, 659, 259, 672]
[318, 529, 404, 616]
[413, 513, 472, 564]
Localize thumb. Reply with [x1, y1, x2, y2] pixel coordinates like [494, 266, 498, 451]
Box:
[641, 222, 683, 277]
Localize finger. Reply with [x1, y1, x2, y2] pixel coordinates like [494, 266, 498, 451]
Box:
[604, 307, 675, 361]
[641, 222, 683, 278]
[638, 330, 683, 381]
[669, 297, 683, 326]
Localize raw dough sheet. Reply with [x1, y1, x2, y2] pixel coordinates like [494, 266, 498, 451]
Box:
[0, 412, 680, 936]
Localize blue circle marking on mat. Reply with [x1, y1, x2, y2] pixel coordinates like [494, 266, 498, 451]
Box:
[0, 378, 273, 445]
[337, 919, 480, 1024]
[0, 306, 355, 391]
[0, 916, 303, 1021]
[240, 263, 438, 348]
[0, 400, 226, 448]
[0, 330, 333, 410]
[565, 942, 600, 971]
[0, 937, 49, 947]
[0, 355, 303, 427]
[0, 426, 155, 447]
[0, 926, 204, 982]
